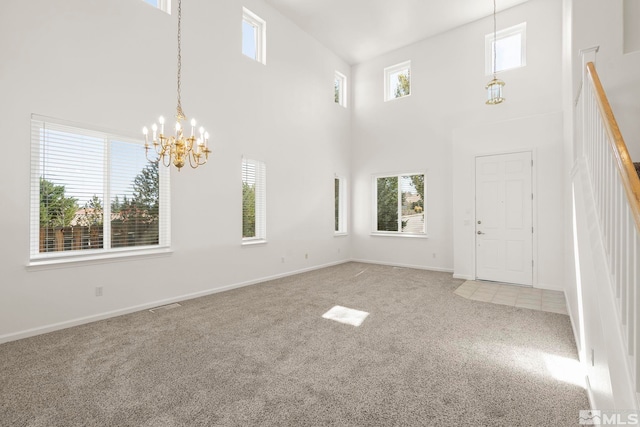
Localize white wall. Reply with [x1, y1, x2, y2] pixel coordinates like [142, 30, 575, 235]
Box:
[351, 0, 565, 287]
[453, 112, 565, 289]
[571, 0, 640, 161]
[563, 0, 640, 410]
[0, 0, 351, 342]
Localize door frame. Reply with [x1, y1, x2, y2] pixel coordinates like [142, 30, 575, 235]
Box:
[473, 148, 538, 287]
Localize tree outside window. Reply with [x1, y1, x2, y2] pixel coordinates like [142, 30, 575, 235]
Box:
[375, 173, 425, 234]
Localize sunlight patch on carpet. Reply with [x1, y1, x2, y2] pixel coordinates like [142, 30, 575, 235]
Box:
[322, 305, 369, 327]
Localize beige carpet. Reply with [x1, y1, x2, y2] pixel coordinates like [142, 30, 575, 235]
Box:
[0, 262, 588, 426]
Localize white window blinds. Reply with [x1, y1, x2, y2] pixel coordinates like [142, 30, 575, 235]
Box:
[30, 115, 170, 262]
[242, 158, 266, 242]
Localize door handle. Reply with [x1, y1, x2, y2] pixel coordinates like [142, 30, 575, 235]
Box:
[477, 231, 485, 235]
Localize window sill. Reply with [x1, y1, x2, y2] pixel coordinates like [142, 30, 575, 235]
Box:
[370, 232, 428, 239]
[27, 247, 173, 271]
[334, 232, 348, 237]
[242, 239, 267, 246]
[384, 93, 412, 103]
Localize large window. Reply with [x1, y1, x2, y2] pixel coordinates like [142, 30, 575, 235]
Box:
[334, 71, 347, 107]
[485, 23, 526, 74]
[384, 61, 411, 102]
[242, 7, 266, 64]
[335, 176, 347, 234]
[374, 173, 425, 235]
[30, 115, 170, 263]
[242, 158, 266, 243]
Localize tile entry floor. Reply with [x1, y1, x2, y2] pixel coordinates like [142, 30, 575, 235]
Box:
[454, 280, 568, 315]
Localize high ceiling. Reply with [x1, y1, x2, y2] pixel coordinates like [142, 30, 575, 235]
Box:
[265, 0, 531, 64]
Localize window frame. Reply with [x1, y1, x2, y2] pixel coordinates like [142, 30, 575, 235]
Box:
[334, 71, 347, 107]
[142, 0, 171, 14]
[371, 171, 427, 237]
[29, 115, 171, 266]
[334, 176, 347, 235]
[242, 157, 267, 245]
[384, 60, 411, 102]
[485, 22, 526, 75]
[242, 7, 267, 65]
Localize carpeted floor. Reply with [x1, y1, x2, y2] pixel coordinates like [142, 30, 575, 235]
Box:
[0, 262, 588, 426]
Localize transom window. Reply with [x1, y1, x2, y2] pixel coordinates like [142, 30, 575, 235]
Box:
[335, 71, 347, 107]
[485, 22, 526, 74]
[30, 115, 170, 263]
[142, 0, 171, 14]
[242, 158, 266, 243]
[242, 7, 266, 64]
[373, 173, 425, 235]
[384, 61, 411, 102]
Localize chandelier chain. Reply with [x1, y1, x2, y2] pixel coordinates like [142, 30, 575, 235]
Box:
[176, 0, 185, 121]
[492, 0, 497, 78]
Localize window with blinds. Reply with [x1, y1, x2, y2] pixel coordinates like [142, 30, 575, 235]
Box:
[30, 115, 170, 262]
[335, 176, 347, 234]
[242, 158, 266, 242]
[374, 173, 425, 235]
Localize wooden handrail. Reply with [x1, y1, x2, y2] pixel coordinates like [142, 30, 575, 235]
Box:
[587, 62, 640, 233]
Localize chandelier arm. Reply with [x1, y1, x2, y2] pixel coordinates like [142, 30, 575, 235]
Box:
[142, 0, 211, 170]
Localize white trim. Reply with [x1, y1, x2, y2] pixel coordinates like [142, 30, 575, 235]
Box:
[351, 258, 453, 273]
[334, 71, 347, 107]
[1, 259, 350, 344]
[242, 7, 266, 65]
[242, 157, 267, 242]
[473, 149, 537, 286]
[241, 239, 267, 246]
[453, 273, 474, 280]
[384, 60, 411, 102]
[27, 248, 172, 271]
[335, 175, 348, 234]
[485, 22, 527, 75]
[370, 232, 429, 239]
[29, 114, 170, 265]
[371, 171, 426, 235]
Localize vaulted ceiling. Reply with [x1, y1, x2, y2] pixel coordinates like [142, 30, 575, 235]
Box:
[265, 0, 531, 64]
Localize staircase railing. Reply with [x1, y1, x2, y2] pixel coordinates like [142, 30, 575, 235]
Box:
[582, 61, 640, 391]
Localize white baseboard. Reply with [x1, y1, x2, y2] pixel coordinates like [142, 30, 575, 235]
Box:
[0, 259, 350, 344]
[534, 283, 564, 291]
[350, 258, 453, 273]
[453, 274, 473, 280]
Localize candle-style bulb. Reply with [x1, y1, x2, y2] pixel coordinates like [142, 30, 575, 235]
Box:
[151, 123, 157, 132]
[158, 116, 165, 124]
[143, 127, 148, 135]
[190, 118, 196, 127]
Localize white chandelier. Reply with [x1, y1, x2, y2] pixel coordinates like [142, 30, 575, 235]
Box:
[143, 0, 210, 171]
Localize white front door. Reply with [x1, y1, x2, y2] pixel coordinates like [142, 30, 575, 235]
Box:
[475, 152, 533, 286]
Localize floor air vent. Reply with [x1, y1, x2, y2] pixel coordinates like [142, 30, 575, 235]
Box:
[149, 303, 182, 313]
